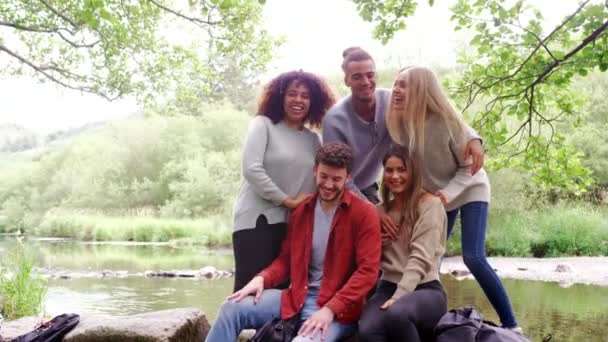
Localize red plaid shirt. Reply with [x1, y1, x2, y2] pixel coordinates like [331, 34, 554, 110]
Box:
[259, 190, 381, 324]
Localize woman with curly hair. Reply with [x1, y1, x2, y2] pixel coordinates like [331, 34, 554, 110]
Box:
[232, 70, 336, 291]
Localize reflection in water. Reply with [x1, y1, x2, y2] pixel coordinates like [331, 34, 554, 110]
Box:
[45, 277, 233, 321]
[2, 237, 608, 341]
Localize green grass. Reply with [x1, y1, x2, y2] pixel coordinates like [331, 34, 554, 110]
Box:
[446, 204, 608, 257]
[0, 241, 48, 319]
[33, 211, 232, 247]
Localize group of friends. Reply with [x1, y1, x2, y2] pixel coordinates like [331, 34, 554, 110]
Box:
[205, 47, 522, 342]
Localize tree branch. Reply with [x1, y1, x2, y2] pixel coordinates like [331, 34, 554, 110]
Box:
[38, 0, 81, 30]
[146, 0, 221, 27]
[0, 43, 119, 101]
[0, 20, 58, 33]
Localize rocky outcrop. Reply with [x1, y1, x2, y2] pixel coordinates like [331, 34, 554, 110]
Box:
[35, 266, 233, 280]
[0, 308, 210, 342]
[145, 266, 232, 280]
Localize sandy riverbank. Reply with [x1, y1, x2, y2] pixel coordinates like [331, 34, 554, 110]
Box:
[441, 256, 608, 287]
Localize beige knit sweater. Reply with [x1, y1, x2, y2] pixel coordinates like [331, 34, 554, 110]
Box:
[378, 196, 447, 300]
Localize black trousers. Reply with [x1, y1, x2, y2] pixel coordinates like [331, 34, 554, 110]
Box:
[359, 280, 447, 342]
[232, 214, 287, 292]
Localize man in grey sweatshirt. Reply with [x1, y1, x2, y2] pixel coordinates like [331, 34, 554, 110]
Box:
[322, 47, 392, 204]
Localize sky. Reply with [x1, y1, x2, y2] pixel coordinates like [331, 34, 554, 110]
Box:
[0, 0, 585, 134]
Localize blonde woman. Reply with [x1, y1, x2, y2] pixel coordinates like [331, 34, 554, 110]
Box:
[385, 66, 521, 332]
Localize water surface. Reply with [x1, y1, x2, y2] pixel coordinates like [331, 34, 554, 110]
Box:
[2, 236, 607, 341]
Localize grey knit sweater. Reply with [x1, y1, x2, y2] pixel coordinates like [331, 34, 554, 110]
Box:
[232, 116, 320, 231]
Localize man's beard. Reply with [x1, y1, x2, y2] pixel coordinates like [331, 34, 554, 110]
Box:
[319, 187, 344, 203]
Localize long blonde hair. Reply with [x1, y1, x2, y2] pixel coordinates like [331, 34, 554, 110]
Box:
[386, 66, 467, 153]
[380, 145, 425, 229]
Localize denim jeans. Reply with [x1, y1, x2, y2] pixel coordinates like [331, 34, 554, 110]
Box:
[447, 201, 518, 328]
[205, 287, 356, 342]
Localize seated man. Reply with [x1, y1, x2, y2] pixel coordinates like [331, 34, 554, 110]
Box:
[206, 142, 381, 342]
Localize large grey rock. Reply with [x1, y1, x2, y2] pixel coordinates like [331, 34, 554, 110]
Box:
[64, 308, 209, 342]
[0, 308, 210, 342]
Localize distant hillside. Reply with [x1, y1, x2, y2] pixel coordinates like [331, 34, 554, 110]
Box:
[44, 121, 107, 146]
[0, 123, 39, 153]
[0, 121, 108, 158]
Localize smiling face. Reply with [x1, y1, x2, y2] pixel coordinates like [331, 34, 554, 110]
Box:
[383, 156, 409, 195]
[283, 80, 311, 127]
[391, 72, 408, 111]
[314, 162, 349, 204]
[344, 59, 377, 103]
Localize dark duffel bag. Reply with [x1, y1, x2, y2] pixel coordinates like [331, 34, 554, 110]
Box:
[12, 313, 80, 342]
[435, 307, 532, 342]
[248, 316, 299, 342]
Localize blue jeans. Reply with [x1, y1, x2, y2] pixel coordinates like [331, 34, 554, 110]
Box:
[447, 201, 518, 328]
[205, 287, 356, 342]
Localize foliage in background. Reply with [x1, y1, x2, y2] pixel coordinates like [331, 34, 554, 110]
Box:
[0, 0, 280, 104]
[0, 103, 248, 234]
[446, 168, 608, 257]
[0, 66, 607, 254]
[0, 240, 47, 320]
[352, 0, 608, 192]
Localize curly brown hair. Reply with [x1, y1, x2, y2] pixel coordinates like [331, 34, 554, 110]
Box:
[315, 142, 353, 173]
[257, 70, 336, 128]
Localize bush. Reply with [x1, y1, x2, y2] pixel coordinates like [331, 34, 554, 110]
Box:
[531, 206, 608, 257]
[0, 241, 47, 320]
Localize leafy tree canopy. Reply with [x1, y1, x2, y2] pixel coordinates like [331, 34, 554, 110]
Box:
[352, 0, 608, 192]
[0, 0, 279, 103]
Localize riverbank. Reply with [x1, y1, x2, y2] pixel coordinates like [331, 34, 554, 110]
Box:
[31, 213, 233, 247]
[2, 203, 605, 255]
[441, 256, 608, 287]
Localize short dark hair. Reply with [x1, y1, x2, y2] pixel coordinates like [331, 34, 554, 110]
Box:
[341, 47, 374, 72]
[315, 143, 353, 173]
[257, 70, 336, 128]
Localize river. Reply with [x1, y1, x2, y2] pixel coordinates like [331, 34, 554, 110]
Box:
[1, 237, 607, 341]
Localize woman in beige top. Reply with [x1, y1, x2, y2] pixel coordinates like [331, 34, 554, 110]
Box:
[359, 145, 447, 342]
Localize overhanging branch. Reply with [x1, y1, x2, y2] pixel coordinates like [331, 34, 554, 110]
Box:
[0, 43, 120, 101]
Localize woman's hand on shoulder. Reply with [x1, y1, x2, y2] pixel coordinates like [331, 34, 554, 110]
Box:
[379, 211, 399, 242]
[464, 139, 484, 175]
[283, 193, 312, 209]
[430, 191, 447, 205]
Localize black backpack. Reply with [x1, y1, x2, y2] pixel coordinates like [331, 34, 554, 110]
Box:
[435, 307, 533, 342]
[248, 316, 299, 342]
[12, 313, 80, 342]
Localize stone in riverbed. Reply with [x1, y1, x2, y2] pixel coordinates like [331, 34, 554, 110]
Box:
[555, 263, 573, 273]
[450, 269, 471, 278]
[199, 266, 217, 279]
